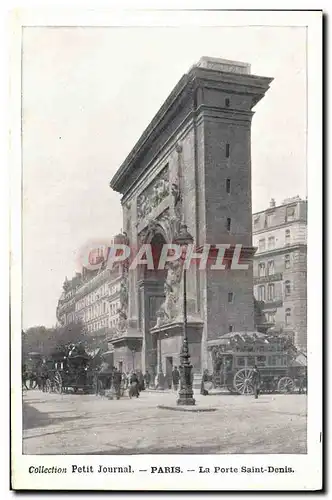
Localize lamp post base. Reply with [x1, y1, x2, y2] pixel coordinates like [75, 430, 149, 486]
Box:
[177, 384, 196, 406]
[177, 394, 196, 406]
[177, 349, 196, 405]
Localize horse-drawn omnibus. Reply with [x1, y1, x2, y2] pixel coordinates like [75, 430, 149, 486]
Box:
[209, 331, 306, 395]
[44, 344, 101, 394]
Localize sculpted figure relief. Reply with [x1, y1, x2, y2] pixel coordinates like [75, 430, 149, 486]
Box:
[137, 193, 152, 221]
[157, 259, 183, 325]
[116, 309, 128, 332]
[137, 168, 170, 222]
[171, 182, 181, 207]
[115, 265, 129, 333]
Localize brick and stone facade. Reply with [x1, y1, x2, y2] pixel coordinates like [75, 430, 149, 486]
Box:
[109, 57, 273, 379]
[56, 243, 124, 356]
[253, 196, 307, 352]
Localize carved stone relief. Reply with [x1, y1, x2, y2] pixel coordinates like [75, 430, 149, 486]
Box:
[124, 202, 131, 234]
[156, 259, 183, 326]
[115, 236, 130, 333]
[137, 167, 169, 222]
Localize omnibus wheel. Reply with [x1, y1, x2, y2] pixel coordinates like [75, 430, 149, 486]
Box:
[277, 376, 295, 394]
[233, 368, 254, 395]
[53, 371, 63, 394]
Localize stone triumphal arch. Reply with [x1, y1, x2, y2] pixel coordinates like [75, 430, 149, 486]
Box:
[109, 57, 272, 382]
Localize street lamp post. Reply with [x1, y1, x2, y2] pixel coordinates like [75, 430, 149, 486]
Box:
[174, 223, 195, 406]
[131, 348, 136, 371]
[157, 331, 164, 389]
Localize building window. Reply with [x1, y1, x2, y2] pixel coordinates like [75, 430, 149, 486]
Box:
[258, 239, 266, 251]
[265, 312, 276, 324]
[225, 143, 230, 158]
[267, 214, 274, 227]
[285, 254, 290, 269]
[268, 236, 275, 249]
[226, 218, 231, 231]
[285, 308, 291, 325]
[229, 324, 233, 333]
[286, 206, 296, 222]
[226, 178, 231, 194]
[258, 262, 266, 277]
[253, 215, 260, 227]
[225, 97, 230, 108]
[284, 280, 291, 295]
[267, 260, 274, 275]
[258, 285, 265, 301]
[285, 229, 291, 246]
[267, 283, 275, 301]
[228, 292, 234, 303]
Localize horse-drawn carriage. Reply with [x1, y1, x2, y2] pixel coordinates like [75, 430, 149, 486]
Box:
[44, 344, 101, 394]
[209, 331, 307, 395]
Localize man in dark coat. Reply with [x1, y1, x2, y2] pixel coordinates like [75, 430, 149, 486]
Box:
[137, 370, 145, 391]
[144, 370, 151, 389]
[251, 365, 261, 399]
[172, 366, 180, 391]
[113, 368, 122, 400]
[39, 360, 48, 392]
[129, 371, 140, 398]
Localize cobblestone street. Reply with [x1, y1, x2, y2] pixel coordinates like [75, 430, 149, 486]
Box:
[23, 390, 307, 455]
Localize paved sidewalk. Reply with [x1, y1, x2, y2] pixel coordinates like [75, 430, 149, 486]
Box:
[23, 390, 307, 455]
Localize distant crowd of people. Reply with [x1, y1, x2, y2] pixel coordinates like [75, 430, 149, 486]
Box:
[97, 363, 183, 399]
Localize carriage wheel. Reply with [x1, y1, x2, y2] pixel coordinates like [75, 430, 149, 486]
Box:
[233, 368, 254, 395]
[277, 376, 295, 394]
[53, 372, 63, 394]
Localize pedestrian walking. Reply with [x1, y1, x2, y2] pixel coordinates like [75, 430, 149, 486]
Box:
[298, 369, 307, 394]
[113, 368, 122, 400]
[137, 370, 145, 391]
[40, 359, 48, 392]
[251, 364, 261, 399]
[172, 366, 180, 392]
[144, 370, 151, 389]
[121, 372, 128, 391]
[129, 371, 140, 398]
[200, 369, 210, 396]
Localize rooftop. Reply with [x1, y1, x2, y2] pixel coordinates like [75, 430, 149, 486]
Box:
[110, 56, 272, 194]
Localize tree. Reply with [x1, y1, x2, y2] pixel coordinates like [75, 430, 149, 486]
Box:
[22, 321, 87, 358]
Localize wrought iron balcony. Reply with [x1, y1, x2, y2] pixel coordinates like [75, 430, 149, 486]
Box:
[260, 298, 283, 309]
[254, 272, 283, 284]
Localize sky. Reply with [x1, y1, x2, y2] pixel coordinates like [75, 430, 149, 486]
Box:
[22, 26, 307, 329]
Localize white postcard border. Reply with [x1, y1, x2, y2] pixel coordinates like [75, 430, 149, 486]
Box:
[10, 7, 322, 491]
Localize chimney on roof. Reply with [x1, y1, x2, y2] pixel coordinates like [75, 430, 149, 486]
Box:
[270, 198, 276, 208]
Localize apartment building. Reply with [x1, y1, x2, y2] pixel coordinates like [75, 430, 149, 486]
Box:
[253, 196, 307, 351]
[56, 241, 124, 341]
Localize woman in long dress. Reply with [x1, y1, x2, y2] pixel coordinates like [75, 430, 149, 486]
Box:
[129, 371, 140, 398]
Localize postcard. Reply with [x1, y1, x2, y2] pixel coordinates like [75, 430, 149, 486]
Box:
[10, 7, 322, 491]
